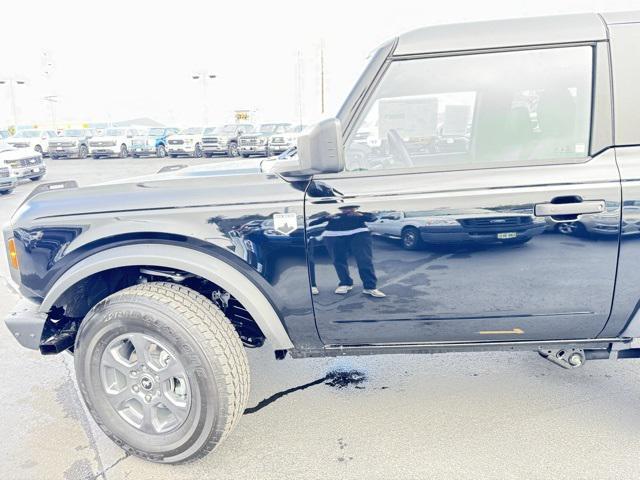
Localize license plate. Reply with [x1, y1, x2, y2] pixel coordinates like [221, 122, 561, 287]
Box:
[497, 232, 517, 239]
[33, 167, 40, 173]
[57, 147, 63, 150]
[135, 148, 142, 152]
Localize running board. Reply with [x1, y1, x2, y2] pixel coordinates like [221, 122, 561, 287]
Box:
[290, 337, 629, 358]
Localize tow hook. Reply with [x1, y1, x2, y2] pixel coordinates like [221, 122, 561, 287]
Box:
[538, 348, 585, 369]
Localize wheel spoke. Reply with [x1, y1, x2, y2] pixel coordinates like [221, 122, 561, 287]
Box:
[162, 395, 190, 425]
[105, 387, 134, 410]
[140, 402, 157, 433]
[129, 333, 151, 364]
[157, 360, 186, 383]
[102, 349, 131, 376]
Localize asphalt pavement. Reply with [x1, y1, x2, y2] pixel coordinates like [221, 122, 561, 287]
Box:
[2, 156, 640, 479]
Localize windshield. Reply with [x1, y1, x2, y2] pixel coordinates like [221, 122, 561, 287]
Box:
[148, 128, 165, 136]
[203, 127, 217, 135]
[14, 130, 41, 138]
[179, 127, 203, 135]
[258, 124, 289, 134]
[105, 129, 125, 136]
[217, 125, 239, 134]
[64, 129, 89, 137]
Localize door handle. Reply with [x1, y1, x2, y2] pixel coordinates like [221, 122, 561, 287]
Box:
[534, 200, 605, 217]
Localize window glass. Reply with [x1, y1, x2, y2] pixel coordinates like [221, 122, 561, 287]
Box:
[345, 47, 593, 172]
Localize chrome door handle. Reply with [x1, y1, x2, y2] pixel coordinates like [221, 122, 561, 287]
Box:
[534, 200, 605, 217]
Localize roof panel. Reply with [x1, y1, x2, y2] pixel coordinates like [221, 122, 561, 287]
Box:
[394, 13, 607, 56]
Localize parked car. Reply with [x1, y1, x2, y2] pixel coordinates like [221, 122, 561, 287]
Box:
[369, 208, 546, 249]
[0, 164, 17, 195]
[89, 127, 139, 159]
[239, 123, 291, 157]
[167, 127, 205, 158]
[0, 144, 46, 181]
[131, 127, 180, 158]
[267, 124, 306, 156]
[7, 129, 57, 156]
[7, 11, 640, 465]
[201, 124, 254, 157]
[49, 129, 94, 159]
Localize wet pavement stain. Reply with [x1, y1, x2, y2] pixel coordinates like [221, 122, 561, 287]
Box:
[244, 370, 368, 415]
[337, 438, 354, 463]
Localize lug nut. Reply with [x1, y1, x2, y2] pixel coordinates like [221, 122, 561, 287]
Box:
[145, 394, 152, 403]
[130, 370, 138, 377]
[132, 385, 139, 392]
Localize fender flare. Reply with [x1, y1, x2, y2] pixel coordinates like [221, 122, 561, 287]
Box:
[40, 244, 294, 350]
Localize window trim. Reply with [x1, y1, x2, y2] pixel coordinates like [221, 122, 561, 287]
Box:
[335, 41, 609, 180]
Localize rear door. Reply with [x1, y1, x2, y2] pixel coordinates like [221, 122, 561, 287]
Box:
[306, 43, 620, 346]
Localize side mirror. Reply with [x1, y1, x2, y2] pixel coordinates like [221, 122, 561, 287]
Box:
[273, 118, 344, 177]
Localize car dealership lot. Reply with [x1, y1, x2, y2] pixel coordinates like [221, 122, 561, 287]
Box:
[3, 159, 640, 479]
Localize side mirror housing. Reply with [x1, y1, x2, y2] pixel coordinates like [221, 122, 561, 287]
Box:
[273, 118, 344, 177]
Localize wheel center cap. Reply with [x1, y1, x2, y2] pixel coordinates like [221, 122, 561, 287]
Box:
[140, 376, 154, 391]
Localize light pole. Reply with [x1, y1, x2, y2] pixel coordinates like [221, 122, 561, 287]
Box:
[43, 95, 58, 129]
[191, 72, 216, 126]
[0, 78, 27, 129]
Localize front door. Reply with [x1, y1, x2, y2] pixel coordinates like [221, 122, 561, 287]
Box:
[305, 44, 620, 346]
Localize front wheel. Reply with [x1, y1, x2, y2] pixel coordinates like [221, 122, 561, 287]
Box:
[401, 227, 423, 250]
[78, 145, 89, 159]
[74, 282, 250, 464]
[194, 143, 203, 158]
[119, 144, 129, 158]
[228, 142, 238, 157]
[156, 145, 167, 158]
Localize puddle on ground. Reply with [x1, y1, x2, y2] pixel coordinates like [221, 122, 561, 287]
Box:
[244, 369, 368, 414]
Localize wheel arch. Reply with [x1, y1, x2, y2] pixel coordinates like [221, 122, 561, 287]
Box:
[40, 243, 294, 350]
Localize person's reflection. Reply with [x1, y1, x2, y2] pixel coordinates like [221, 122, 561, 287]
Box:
[309, 205, 386, 298]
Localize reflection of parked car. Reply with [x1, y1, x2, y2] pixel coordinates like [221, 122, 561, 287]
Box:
[7, 129, 57, 156]
[267, 125, 306, 156]
[239, 123, 291, 158]
[0, 130, 10, 145]
[369, 209, 546, 249]
[89, 127, 139, 159]
[131, 127, 180, 158]
[49, 129, 94, 159]
[202, 124, 253, 158]
[0, 145, 46, 181]
[0, 165, 17, 194]
[167, 127, 205, 158]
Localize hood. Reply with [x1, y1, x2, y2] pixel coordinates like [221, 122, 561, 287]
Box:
[0, 148, 39, 161]
[8, 138, 35, 144]
[168, 134, 202, 141]
[51, 136, 80, 142]
[11, 160, 291, 226]
[91, 135, 120, 142]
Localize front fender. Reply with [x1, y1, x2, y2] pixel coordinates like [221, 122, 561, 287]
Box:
[40, 243, 294, 350]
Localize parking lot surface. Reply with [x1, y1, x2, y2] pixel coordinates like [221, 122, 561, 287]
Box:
[2, 157, 640, 479]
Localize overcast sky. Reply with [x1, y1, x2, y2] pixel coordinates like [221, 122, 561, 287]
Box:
[0, 0, 637, 129]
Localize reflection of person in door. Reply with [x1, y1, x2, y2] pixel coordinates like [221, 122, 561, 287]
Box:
[309, 205, 386, 298]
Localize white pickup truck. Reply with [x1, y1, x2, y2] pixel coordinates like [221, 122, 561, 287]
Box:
[166, 127, 205, 158]
[89, 127, 139, 159]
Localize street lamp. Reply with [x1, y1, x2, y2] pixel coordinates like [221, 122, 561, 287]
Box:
[0, 78, 27, 129]
[191, 72, 217, 126]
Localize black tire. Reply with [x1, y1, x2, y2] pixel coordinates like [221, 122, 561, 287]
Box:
[132, 154, 139, 158]
[228, 142, 238, 157]
[34, 145, 43, 155]
[0, 189, 13, 195]
[50, 155, 59, 160]
[92, 155, 100, 160]
[79, 145, 89, 159]
[169, 154, 178, 158]
[555, 222, 585, 236]
[119, 144, 129, 158]
[401, 226, 423, 250]
[194, 144, 203, 158]
[30, 175, 44, 181]
[241, 153, 250, 158]
[74, 282, 250, 464]
[156, 145, 167, 158]
[204, 153, 213, 158]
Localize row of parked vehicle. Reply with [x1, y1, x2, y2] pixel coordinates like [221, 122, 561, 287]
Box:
[0, 122, 306, 161]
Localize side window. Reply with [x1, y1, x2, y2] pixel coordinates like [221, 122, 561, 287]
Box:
[345, 46, 593, 172]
